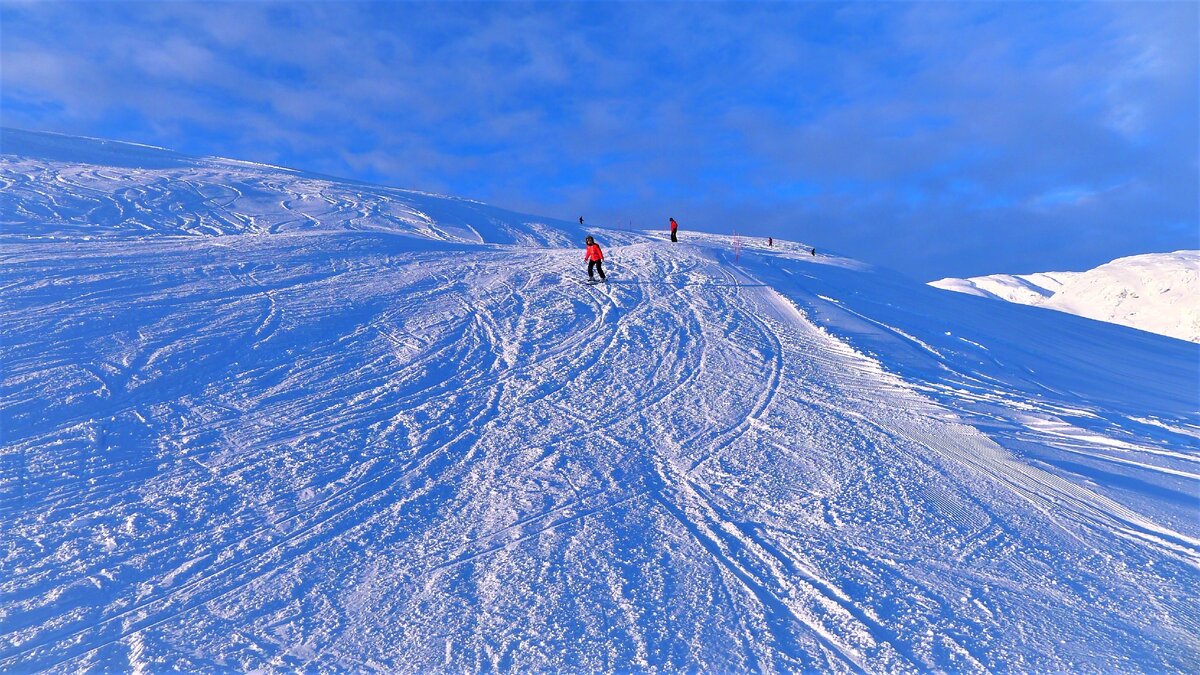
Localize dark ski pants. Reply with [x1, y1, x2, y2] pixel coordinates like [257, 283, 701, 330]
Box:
[670, 229, 678, 242]
[588, 260, 606, 280]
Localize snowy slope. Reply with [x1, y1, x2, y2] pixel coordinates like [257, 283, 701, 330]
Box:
[2, 129, 1198, 672]
[929, 270, 1079, 304]
[0, 128, 583, 247]
[931, 252, 1200, 342]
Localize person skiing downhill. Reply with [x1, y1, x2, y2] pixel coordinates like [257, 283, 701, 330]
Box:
[584, 235, 606, 282]
[669, 217, 679, 242]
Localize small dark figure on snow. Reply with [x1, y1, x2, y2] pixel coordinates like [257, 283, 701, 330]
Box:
[811, 247, 816, 256]
[669, 217, 679, 242]
[579, 216, 584, 225]
[584, 235, 606, 282]
[768, 237, 773, 247]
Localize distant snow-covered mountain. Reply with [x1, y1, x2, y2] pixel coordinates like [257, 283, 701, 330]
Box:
[931, 251, 1200, 342]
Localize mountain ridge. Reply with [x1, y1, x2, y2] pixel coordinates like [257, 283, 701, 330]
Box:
[931, 251, 1200, 342]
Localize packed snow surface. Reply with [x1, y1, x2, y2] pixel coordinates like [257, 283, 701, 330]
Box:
[2, 129, 1198, 672]
[931, 252, 1200, 342]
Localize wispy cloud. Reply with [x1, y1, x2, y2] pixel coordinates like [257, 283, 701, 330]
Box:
[1, 1, 1195, 278]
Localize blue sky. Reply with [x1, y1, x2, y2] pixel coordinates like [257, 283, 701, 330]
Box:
[2, 1, 1196, 279]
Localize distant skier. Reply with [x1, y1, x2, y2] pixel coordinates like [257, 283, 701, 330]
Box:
[669, 217, 679, 242]
[579, 216, 584, 225]
[768, 237, 773, 247]
[810, 247, 816, 256]
[584, 235, 606, 282]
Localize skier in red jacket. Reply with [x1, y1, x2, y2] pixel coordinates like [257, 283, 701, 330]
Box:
[584, 235, 606, 282]
[669, 217, 679, 242]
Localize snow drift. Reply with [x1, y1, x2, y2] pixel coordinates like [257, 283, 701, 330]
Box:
[2, 129, 1197, 672]
[931, 251, 1200, 343]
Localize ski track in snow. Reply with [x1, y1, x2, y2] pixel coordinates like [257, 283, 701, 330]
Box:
[2, 136, 1198, 672]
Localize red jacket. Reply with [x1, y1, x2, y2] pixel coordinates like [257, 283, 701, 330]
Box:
[670, 218, 678, 231]
[585, 243, 604, 261]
